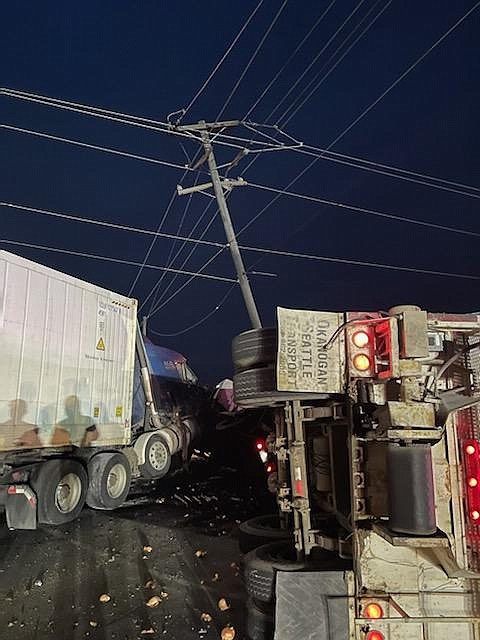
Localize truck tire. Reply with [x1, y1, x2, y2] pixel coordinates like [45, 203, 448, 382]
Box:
[244, 541, 305, 604]
[86, 452, 131, 510]
[232, 328, 277, 372]
[247, 598, 274, 640]
[239, 514, 292, 554]
[30, 458, 88, 526]
[138, 433, 172, 479]
[233, 367, 278, 402]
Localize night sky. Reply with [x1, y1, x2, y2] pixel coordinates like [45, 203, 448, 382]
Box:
[2, 1, 479, 384]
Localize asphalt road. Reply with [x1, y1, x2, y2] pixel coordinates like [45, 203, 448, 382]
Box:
[0, 458, 271, 640]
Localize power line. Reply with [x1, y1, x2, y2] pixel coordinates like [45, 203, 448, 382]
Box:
[0, 201, 225, 249]
[1, 88, 273, 152]
[181, 1, 265, 120]
[127, 188, 179, 296]
[245, 181, 480, 237]
[149, 284, 237, 336]
[234, 3, 480, 242]
[147, 203, 224, 316]
[216, 0, 289, 121]
[318, 1, 480, 153]
[265, 0, 369, 124]
[1, 124, 197, 173]
[278, 0, 393, 126]
[2, 201, 477, 284]
[302, 144, 480, 193]
[148, 247, 228, 317]
[243, 0, 338, 120]
[5, 87, 479, 200]
[0, 239, 237, 283]
[240, 245, 480, 281]
[138, 198, 220, 314]
[147, 172, 200, 315]
[292, 145, 480, 199]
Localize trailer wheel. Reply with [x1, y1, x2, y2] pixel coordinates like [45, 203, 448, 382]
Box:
[233, 367, 278, 403]
[31, 459, 88, 526]
[86, 452, 131, 510]
[244, 542, 305, 604]
[239, 514, 292, 554]
[246, 598, 274, 640]
[232, 328, 277, 372]
[138, 433, 172, 479]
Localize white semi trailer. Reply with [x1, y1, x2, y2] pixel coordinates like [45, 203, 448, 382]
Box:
[0, 250, 202, 529]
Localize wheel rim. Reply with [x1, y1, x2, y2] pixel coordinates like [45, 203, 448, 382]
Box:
[106, 462, 127, 499]
[55, 473, 82, 513]
[148, 440, 169, 471]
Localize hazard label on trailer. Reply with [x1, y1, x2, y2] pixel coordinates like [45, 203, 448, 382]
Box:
[96, 337, 105, 351]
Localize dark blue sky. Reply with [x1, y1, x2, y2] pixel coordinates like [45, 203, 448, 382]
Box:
[2, 1, 479, 383]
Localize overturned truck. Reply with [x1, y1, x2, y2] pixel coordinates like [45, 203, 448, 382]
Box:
[233, 305, 480, 640]
[0, 251, 209, 529]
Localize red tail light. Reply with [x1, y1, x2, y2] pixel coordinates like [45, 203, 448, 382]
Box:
[347, 317, 398, 380]
[463, 439, 480, 525]
[255, 440, 264, 451]
[266, 462, 276, 474]
[366, 632, 384, 640]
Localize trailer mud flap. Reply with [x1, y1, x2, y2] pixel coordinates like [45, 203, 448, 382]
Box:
[275, 571, 349, 639]
[5, 484, 37, 530]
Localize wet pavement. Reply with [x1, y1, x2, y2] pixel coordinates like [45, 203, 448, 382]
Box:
[0, 458, 271, 640]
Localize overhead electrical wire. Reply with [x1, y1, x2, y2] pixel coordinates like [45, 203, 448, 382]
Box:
[142, 200, 219, 314]
[301, 144, 480, 193]
[1, 201, 477, 282]
[127, 188, 180, 296]
[1, 124, 200, 173]
[0, 201, 225, 249]
[243, 0, 338, 120]
[0, 239, 237, 283]
[146, 172, 200, 315]
[290, 145, 480, 199]
[233, 2, 480, 243]
[244, 181, 480, 238]
[278, 0, 393, 126]
[314, 1, 480, 154]
[148, 284, 237, 337]
[215, 0, 289, 121]
[3, 88, 480, 199]
[264, 0, 369, 124]
[181, 0, 265, 120]
[146, 199, 227, 316]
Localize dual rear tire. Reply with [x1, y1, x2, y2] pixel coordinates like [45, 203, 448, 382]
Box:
[30, 452, 132, 526]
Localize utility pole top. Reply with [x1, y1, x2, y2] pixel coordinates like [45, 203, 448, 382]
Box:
[175, 119, 240, 132]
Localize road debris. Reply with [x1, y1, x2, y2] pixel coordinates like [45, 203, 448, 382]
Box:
[217, 598, 230, 611]
[143, 545, 153, 553]
[146, 595, 162, 608]
[221, 626, 235, 640]
[200, 612, 212, 623]
[89, 620, 98, 628]
[99, 593, 111, 603]
[195, 549, 207, 558]
[141, 628, 155, 635]
[212, 572, 220, 582]
[145, 580, 157, 589]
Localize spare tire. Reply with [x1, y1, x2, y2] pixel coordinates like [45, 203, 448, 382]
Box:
[244, 542, 305, 604]
[234, 367, 277, 403]
[247, 598, 274, 640]
[232, 328, 277, 372]
[239, 514, 292, 554]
